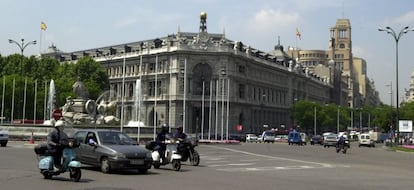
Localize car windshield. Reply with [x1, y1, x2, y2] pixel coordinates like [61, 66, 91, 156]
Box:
[98, 131, 136, 145]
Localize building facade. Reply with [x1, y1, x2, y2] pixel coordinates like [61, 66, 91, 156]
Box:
[44, 13, 333, 138]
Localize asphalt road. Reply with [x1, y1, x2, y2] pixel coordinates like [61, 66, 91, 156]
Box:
[1, 141, 413, 190]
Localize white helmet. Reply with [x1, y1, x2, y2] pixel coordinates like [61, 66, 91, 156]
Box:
[55, 120, 65, 127]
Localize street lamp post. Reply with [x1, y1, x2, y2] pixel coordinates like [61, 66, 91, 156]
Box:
[8, 38, 37, 122]
[379, 26, 414, 145]
[385, 82, 393, 133]
[8, 39, 37, 76]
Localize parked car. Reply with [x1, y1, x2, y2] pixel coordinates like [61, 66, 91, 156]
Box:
[310, 135, 323, 145]
[323, 134, 338, 148]
[359, 133, 375, 147]
[275, 135, 288, 143]
[0, 130, 8, 147]
[245, 134, 258, 143]
[260, 131, 275, 143]
[73, 129, 152, 174]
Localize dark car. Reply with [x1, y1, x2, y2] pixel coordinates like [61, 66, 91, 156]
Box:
[73, 129, 152, 174]
[310, 135, 323, 145]
[0, 130, 8, 147]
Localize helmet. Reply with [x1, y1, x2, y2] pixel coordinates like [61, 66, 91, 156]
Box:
[55, 120, 65, 128]
[161, 123, 169, 132]
[177, 126, 183, 132]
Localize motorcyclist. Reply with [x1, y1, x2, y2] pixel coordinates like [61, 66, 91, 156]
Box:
[47, 120, 68, 171]
[156, 123, 170, 163]
[337, 135, 346, 147]
[174, 126, 187, 142]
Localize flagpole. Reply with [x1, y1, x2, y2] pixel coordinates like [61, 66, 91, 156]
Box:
[221, 79, 224, 141]
[1, 76, 5, 125]
[215, 79, 218, 140]
[23, 78, 27, 122]
[153, 55, 158, 140]
[11, 78, 15, 124]
[34, 79, 37, 125]
[183, 58, 187, 133]
[120, 52, 126, 132]
[201, 80, 205, 140]
[39, 27, 42, 56]
[137, 55, 142, 143]
[43, 81, 47, 121]
[226, 78, 230, 140]
[208, 80, 212, 140]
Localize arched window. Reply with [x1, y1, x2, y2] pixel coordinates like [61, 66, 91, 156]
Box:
[192, 63, 212, 95]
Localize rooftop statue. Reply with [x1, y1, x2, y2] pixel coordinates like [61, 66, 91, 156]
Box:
[73, 77, 89, 100]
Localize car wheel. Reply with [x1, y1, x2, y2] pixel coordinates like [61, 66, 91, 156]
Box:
[100, 157, 111, 173]
[1, 143, 6, 147]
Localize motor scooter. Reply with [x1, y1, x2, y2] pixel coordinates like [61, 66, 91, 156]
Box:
[177, 137, 200, 166]
[336, 139, 349, 154]
[146, 137, 182, 171]
[34, 138, 82, 181]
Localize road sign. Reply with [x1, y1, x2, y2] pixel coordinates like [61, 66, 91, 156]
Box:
[236, 125, 243, 131]
[52, 109, 62, 120]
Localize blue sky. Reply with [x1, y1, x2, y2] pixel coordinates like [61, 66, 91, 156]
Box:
[1, 0, 414, 104]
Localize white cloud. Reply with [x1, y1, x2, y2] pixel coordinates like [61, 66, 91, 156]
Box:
[393, 11, 414, 25]
[249, 9, 300, 31]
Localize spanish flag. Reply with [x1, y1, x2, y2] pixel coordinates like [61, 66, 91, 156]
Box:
[41, 22, 47, 31]
[296, 28, 301, 40]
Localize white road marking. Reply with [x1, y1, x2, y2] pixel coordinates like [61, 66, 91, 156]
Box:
[205, 145, 332, 167]
[216, 164, 350, 172]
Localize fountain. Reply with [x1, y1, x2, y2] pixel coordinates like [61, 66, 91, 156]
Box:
[43, 80, 56, 126]
[60, 78, 119, 125]
[127, 79, 144, 127]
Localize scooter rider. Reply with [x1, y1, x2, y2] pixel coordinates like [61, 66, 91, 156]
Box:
[337, 135, 346, 146]
[156, 123, 170, 163]
[47, 120, 68, 171]
[174, 126, 187, 142]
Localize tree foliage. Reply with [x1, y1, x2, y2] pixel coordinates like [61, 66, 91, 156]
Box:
[291, 100, 397, 134]
[0, 54, 109, 122]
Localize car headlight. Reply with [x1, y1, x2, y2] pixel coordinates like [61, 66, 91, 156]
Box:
[114, 152, 126, 159]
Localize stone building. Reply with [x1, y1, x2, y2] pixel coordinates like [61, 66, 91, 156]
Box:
[288, 18, 381, 108]
[44, 13, 332, 139]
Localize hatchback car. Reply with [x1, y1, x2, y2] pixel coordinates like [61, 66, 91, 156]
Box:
[73, 129, 152, 173]
[245, 134, 258, 143]
[359, 133, 375, 147]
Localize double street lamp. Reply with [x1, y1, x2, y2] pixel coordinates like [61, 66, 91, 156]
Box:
[8, 38, 37, 75]
[378, 26, 414, 144]
[8, 38, 37, 122]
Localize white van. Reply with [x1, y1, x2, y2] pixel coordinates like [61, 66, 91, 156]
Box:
[359, 133, 375, 147]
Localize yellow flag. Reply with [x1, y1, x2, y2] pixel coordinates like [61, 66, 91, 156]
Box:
[41, 22, 47, 31]
[296, 28, 301, 40]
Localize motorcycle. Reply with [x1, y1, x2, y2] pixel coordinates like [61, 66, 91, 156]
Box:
[336, 139, 349, 154]
[34, 138, 82, 181]
[146, 137, 182, 171]
[177, 137, 200, 166]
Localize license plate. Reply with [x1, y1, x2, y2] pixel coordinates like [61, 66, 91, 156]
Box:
[130, 159, 144, 165]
